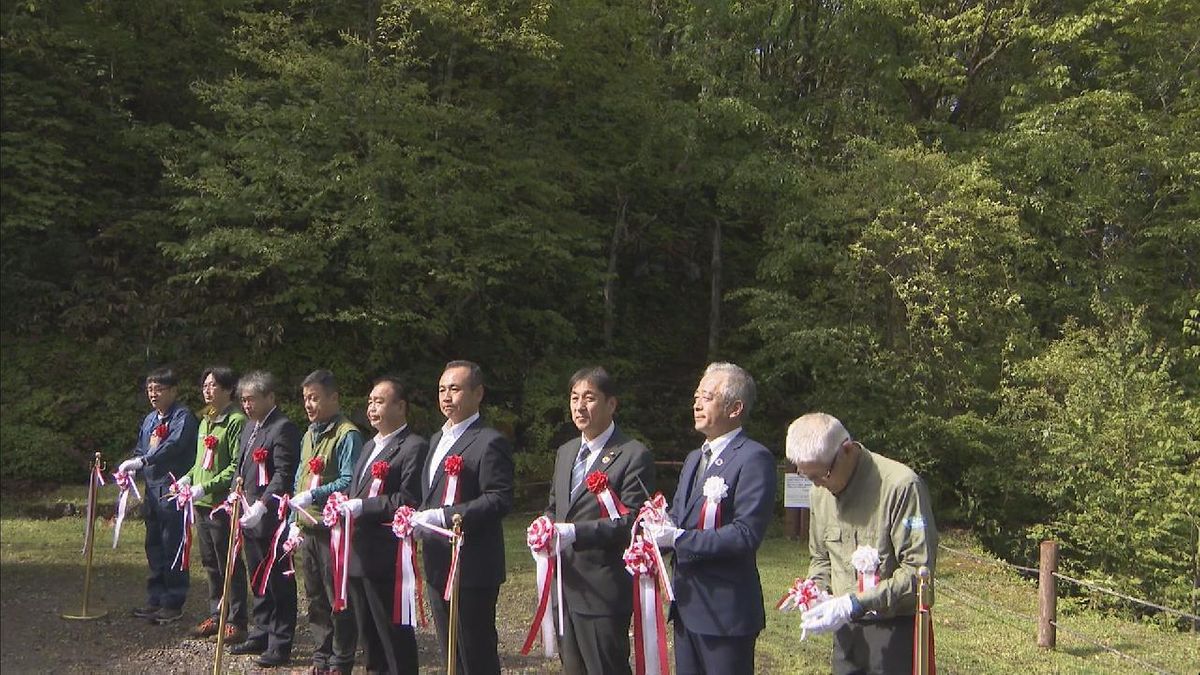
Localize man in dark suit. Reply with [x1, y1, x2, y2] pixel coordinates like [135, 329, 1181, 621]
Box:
[544, 366, 655, 675]
[229, 370, 302, 668]
[337, 376, 429, 675]
[650, 362, 776, 675]
[414, 360, 514, 675]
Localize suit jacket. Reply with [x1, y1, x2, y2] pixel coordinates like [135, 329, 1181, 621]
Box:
[348, 426, 429, 578]
[546, 426, 655, 616]
[668, 430, 776, 637]
[235, 407, 301, 539]
[419, 418, 514, 591]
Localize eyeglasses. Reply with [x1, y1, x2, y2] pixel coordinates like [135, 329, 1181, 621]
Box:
[798, 450, 839, 483]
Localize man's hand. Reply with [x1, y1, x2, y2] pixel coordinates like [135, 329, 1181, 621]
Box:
[239, 501, 267, 528]
[800, 594, 855, 637]
[291, 491, 313, 510]
[648, 523, 683, 549]
[340, 498, 363, 518]
[413, 509, 445, 529]
[553, 523, 576, 552]
[119, 458, 144, 474]
[189, 485, 205, 502]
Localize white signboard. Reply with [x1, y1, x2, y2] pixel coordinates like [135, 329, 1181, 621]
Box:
[784, 473, 812, 509]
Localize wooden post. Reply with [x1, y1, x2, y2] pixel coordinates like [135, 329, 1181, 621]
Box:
[1037, 540, 1058, 649]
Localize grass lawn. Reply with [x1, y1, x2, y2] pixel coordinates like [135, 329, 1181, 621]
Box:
[1, 486, 1196, 673]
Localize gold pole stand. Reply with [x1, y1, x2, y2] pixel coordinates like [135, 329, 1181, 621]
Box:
[446, 514, 464, 675]
[914, 565, 932, 675]
[212, 478, 244, 675]
[63, 452, 109, 620]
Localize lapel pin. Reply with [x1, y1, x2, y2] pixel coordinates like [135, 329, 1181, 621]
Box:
[714, 458, 724, 467]
[601, 455, 611, 464]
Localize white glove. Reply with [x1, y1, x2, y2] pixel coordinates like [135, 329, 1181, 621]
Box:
[413, 508, 445, 529]
[288, 523, 301, 541]
[553, 523, 576, 552]
[291, 491, 313, 510]
[649, 524, 683, 549]
[175, 475, 191, 489]
[119, 458, 144, 474]
[340, 498, 363, 518]
[239, 501, 267, 528]
[189, 485, 205, 501]
[800, 594, 855, 637]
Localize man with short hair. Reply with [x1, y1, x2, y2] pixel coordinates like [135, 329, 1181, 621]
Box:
[120, 367, 199, 625]
[415, 360, 514, 674]
[543, 366, 654, 675]
[341, 376, 429, 675]
[289, 369, 362, 675]
[230, 371, 301, 668]
[649, 362, 776, 675]
[786, 412, 938, 674]
[175, 366, 249, 643]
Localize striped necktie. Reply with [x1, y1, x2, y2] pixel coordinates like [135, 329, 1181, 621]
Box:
[570, 443, 591, 497]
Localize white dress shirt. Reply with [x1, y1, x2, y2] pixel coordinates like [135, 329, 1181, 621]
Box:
[427, 412, 479, 486]
[361, 424, 407, 480]
[578, 421, 617, 473]
[703, 426, 743, 466]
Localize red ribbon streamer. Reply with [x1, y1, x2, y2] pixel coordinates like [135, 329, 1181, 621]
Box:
[324, 492, 352, 612]
[391, 506, 427, 627]
[624, 536, 669, 675]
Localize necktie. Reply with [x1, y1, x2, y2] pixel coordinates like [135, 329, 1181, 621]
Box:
[692, 443, 712, 498]
[570, 443, 590, 496]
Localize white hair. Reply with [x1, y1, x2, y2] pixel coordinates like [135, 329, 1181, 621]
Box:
[786, 412, 851, 465]
[704, 362, 756, 416]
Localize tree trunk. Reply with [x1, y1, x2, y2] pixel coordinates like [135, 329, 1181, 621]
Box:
[708, 218, 722, 359]
[603, 193, 628, 350]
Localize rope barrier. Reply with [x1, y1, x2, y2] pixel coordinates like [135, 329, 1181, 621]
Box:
[1051, 572, 1200, 623]
[936, 580, 1040, 630]
[938, 543, 1039, 575]
[1048, 620, 1173, 675]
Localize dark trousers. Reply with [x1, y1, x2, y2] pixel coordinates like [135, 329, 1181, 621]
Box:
[673, 614, 756, 675]
[560, 611, 632, 675]
[428, 583, 500, 675]
[243, 529, 297, 653]
[299, 529, 357, 670]
[349, 574, 418, 674]
[142, 482, 190, 610]
[195, 505, 247, 626]
[832, 616, 915, 675]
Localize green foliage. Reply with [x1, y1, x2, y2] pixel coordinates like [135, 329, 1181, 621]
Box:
[0, 424, 79, 484]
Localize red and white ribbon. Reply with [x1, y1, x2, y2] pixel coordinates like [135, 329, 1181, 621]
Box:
[441, 455, 463, 506]
[585, 471, 628, 521]
[390, 506, 427, 627]
[201, 434, 218, 470]
[369, 461, 388, 498]
[520, 516, 562, 657]
[698, 475, 728, 530]
[307, 456, 324, 491]
[624, 536, 669, 675]
[250, 494, 295, 595]
[442, 529, 464, 602]
[111, 470, 141, 548]
[252, 447, 269, 486]
[281, 520, 304, 578]
[171, 477, 196, 571]
[210, 490, 250, 564]
[324, 492, 352, 612]
[776, 577, 828, 611]
[852, 545, 881, 592]
[630, 493, 674, 601]
[82, 462, 107, 554]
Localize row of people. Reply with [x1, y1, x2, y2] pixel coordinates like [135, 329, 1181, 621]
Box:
[118, 359, 936, 674]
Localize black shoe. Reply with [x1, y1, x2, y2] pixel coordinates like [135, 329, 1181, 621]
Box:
[151, 607, 184, 625]
[130, 605, 160, 619]
[256, 650, 291, 667]
[228, 639, 267, 655]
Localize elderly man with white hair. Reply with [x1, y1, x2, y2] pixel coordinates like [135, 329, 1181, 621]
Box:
[785, 412, 937, 675]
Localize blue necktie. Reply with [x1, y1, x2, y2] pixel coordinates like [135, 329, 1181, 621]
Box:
[570, 443, 590, 497]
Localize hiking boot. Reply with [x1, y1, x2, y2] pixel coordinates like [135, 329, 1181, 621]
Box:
[152, 607, 184, 625]
[191, 617, 218, 638]
[131, 605, 161, 619]
[219, 624, 247, 644]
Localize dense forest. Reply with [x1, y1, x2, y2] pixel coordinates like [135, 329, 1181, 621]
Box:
[1, 0, 1196, 619]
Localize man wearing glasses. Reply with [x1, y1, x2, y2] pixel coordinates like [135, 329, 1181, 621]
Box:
[786, 412, 938, 674]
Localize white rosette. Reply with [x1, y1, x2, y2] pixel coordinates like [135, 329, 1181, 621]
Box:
[698, 476, 728, 530]
[851, 545, 881, 591]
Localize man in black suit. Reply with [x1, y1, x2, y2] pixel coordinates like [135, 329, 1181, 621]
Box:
[337, 376, 429, 674]
[229, 370, 301, 668]
[650, 362, 776, 675]
[544, 366, 655, 675]
[414, 360, 514, 675]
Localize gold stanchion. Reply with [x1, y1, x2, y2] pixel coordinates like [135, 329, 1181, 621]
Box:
[63, 452, 109, 620]
[212, 477, 244, 675]
[914, 565, 932, 675]
[446, 514, 464, 675]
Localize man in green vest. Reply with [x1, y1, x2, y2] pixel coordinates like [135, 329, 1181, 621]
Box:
[289, 369, 362, 675]
[176, 366, 248, 644]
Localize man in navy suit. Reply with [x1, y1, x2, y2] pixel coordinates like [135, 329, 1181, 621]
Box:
[414, 360, 514, 674]
[650, 362, 776, 675]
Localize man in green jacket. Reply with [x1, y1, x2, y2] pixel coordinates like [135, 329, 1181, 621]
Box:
[289, 369, 362, 675]
[786, 412, 938, 675]
[176, 366, 248, 643]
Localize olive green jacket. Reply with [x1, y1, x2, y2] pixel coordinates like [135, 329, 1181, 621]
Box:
[185, 403, 248, 508]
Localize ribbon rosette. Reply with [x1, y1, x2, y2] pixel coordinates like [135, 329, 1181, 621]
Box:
[390, 506, 427, 626]
[202, 434, 218, 470]
[851, 545, 881, 591]
[441, 455, 463, 506]
[111, 470, 141, 548]
[629, 493, 674, 602]
[323, 492, 353, 612]
[585, 471, 629, 521]
[369, 461, 389, 498]
[623, 536, 670, 675]
[307, 456, 324, 491]
[698, 475, 728, 530]
[252, 447, 269, 486]
[776, 577, 828, 612]
[520, 516, 563, 657]
[150, 422, 169, 449]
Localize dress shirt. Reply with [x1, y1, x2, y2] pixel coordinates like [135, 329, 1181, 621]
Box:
[361, 424, 407, 480]
[427, 412, 480, 486]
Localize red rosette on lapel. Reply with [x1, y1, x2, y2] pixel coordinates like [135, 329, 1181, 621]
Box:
[441, 455, 463, 506]
[369, 461, 389, 498]
[202, 434, 218, 470]
[151, 422, 169, 449]
[585, 471, 629, 520]
[252, 446, 270, 486]
[307, 456, 325, 491]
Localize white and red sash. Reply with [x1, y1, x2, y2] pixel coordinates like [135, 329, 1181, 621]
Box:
[520, 516, 562, 658]
[252, 447, 270, 486]
[201, 434, 218, 470]
[390, 506, 427, 627]
[323, 492, 353, 612]
[623, 536, 669, 675]
[170, 475, 195, 571]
